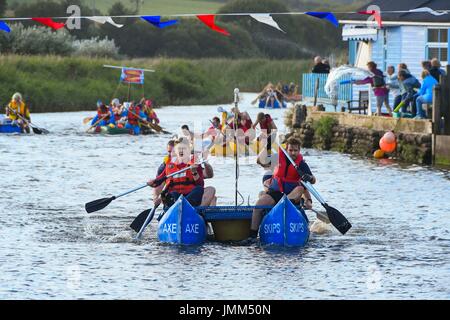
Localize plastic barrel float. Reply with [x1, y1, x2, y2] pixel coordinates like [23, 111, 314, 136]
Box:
[259, 196, 310, 247]
[157, 196, 207, 245]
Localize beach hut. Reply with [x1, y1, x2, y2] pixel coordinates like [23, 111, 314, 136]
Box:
[340, 0, 450, 114]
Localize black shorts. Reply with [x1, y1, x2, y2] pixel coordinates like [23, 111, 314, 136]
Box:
[267, 190, 284, 204]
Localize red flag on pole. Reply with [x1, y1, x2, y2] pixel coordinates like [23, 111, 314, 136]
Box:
[196, 15, 230, 36]
[358, 10, 382, 28]
[32, 18, 65, 30]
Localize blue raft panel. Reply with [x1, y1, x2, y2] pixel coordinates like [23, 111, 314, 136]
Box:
[0, 122, 22, 134]
[259, 196, 310, 247]
[157, 196, 207, 245]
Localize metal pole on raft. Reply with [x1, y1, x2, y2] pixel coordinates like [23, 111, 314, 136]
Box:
[233, 88, 240, 207]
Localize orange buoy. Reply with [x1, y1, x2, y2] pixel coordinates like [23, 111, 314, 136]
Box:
[379, 137, 397, 153]
[373, 149, 385, 159]
[383, 131, 396, 144]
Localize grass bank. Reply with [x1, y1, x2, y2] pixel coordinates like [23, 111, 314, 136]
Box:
[0, 55, 309, 113]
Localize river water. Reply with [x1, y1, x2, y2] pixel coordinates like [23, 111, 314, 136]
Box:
[0, 94, 449, 300]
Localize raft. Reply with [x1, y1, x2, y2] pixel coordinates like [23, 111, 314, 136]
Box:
[157, 196, 309, 247]
[258, 99, 287, 109]
[92, 125, 154, 135]
[0, 120, 22, 134]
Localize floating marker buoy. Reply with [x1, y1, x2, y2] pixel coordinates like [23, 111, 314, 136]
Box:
[379, 137, 397, 153]
[373, 149, 385, 159]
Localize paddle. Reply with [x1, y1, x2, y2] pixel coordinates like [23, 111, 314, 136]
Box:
[86, 114, 109, 133]
[127, 108, 170, 134]
[85, 161, 207, 214]
[83, 116, 94, 124]
[7, 106, 49, 134]
[133, 205, 159, 239]
[278, 145, 352, 235]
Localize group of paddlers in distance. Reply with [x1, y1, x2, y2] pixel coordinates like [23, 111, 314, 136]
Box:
[84, 97, 164, 135]
[252, 82, 302, 109]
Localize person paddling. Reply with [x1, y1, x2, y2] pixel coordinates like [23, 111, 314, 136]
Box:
[244, 137, 316, 243]
[147, 138, 205, 210]
[122, 102, 145, 135]
[142, 99, 160, 125]
[91, 100, 113, 128]
[6, 93, 31, 133]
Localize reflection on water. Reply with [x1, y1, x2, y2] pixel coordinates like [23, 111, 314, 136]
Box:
[0, 94, 449, 299]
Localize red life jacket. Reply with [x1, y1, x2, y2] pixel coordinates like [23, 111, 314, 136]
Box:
[165, 160, 200, 195]
[97, 106, 110, 121]
[260, 114, 272, 130]
[127, 105, 140, 125]
[272, 150, 303, 193]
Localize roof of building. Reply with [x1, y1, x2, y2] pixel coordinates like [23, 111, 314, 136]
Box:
[343, 0, 450, 24]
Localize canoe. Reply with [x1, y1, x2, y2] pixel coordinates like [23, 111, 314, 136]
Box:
[157, 196, 309, 247]
[0, 121, 22, 134]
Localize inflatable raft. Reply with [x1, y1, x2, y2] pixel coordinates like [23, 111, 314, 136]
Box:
[259, 99, 287, 109]
[0, 120, 22, 134]
[92, 125, 154, 135]
[157, 196, 309, 247]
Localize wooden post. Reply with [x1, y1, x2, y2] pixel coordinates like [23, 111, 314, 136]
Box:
[432, 84, 442, 165]
[313, 77, 320, 106]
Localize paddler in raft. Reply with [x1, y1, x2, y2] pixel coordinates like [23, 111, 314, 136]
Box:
[122, 102, 146, 135]
[110, 98, 125, 128]
[90, 100, 114, 129]
[253, 112, 277, 154]
[245, 137, 316, 243]
[5, 92, 31, 133]
[141, 99, 160, 125]
[147, 138, 205, 210]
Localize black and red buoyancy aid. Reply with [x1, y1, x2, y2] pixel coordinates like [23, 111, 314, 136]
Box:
[272, 150, 303, 193]
[165, 161, 201, 195]
[127, 105, 140, 125]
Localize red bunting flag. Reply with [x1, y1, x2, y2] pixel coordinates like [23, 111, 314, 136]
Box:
[196, 15, 230, 36]
[358, 10, 382, 28]
[32, 17, 65, 30]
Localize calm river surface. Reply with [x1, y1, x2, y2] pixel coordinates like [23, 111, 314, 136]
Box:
[0, 93, 449, 299]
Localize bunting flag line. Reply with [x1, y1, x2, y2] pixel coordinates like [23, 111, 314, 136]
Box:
[120, 68, 145, 84]
[196, 14, 230, 36]
[358, 10, 383, 28]
[408, 7, 448, 16]
[141, 16, 178, 28]
[31, 17, 65, 30]
[305, 12, 339, 27]
[250, 14, 285, 33]
[0, 21, 11, 32]
[87, 16, 123, 28]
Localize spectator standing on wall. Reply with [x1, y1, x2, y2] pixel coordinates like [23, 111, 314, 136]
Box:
[312, 56, 330, 74]
[354, 61, 392, 116]
[386, 66, 401, 109]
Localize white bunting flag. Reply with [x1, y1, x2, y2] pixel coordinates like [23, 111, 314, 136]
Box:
[250, 14, 285, 33]
[409, 7, 448, 16]
[87, 16, 124, 28]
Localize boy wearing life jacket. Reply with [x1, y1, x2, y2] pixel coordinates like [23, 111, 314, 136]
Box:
[6, 93, 31, 133]
[147, 139, 204, 209]
[123, 102, 145, 135]
[246, 137, 316, 243]
[91, 100, 113, 127]
[253, 112, 277, 154]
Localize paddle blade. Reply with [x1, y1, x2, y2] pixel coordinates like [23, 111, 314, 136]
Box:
[130, 208, 152, 233]
[39, 128, 50, 134]
[31, 127, 43, 135]
[85, 197, 115, 213]
[324, 204, 352, 235]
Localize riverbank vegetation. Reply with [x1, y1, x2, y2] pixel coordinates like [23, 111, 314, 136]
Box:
[0, 55, 310, 112]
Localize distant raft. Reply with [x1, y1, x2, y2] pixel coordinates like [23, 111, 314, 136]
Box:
[258, 99, 287, 109]
[91, 125, 155, 135]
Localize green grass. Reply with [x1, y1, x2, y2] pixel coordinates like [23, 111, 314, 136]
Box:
[10, 0, 226, 15]
[0, 55, 310, 112]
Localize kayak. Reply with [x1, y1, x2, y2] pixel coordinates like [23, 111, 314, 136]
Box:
[0, 121, 22, 134]
[157, 196, 310, 247]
